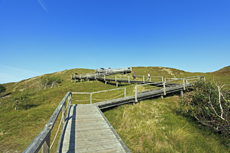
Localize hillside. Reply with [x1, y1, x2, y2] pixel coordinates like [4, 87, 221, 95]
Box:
[0, 66, 230, 152]
[214, 65, 230, 76]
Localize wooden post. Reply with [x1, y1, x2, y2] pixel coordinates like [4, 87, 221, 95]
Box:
[161, 95, 164, 99]
[143, 76, 145, 82]
[163, 82, 166, 95]
[41, 131, 50, 153]
[90, 93, 92, 104]
[104, 75, 107, 85]
[67, 94, 72, 112]
[124, 88, 126, 97]
[62, 102, 65, 126]
[135, 86, 138, 102]
[116, 82, 118, 87]
[183, 78, 185, 90]
[181, 90, 183, 97]
[128, 76, 130, 84]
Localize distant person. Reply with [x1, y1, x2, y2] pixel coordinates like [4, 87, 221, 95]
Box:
[132, 71, 136, 80]
[146, 73, 150, 81]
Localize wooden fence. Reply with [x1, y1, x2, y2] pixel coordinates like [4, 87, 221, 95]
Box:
[23, 92, 72, 153]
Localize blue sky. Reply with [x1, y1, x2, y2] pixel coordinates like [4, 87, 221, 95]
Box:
[0, 0, 229, 83]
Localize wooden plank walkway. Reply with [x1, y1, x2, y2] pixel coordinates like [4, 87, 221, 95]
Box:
[95, 83, 192, 109]
[57, 104, 130, 153]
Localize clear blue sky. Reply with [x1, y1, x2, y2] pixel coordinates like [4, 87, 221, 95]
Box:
[0, 0, 230, 84]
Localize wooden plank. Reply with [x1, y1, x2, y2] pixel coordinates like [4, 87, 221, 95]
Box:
[94, 83, 193, 108]
[61, 139, 126, 152]
[59, 104, 130, 153]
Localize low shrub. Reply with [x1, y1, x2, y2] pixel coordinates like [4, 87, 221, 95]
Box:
[40, 76, 63, 89]
[0, 84, 6, 98]
[180, 80, 230, 138]
[0, 84, 6, 93]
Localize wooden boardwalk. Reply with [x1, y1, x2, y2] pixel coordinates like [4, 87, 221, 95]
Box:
[57, 104, 130, 153]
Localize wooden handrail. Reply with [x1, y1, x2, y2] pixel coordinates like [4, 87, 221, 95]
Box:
[24, 75, 204, 152]
[23, 92, 72, 153]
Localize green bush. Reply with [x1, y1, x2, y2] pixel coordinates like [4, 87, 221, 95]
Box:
[0, 84, 6, 98]
[41, 76, 63, 88]
[0, 84, 6, 93]
[180, 80, 230, 138]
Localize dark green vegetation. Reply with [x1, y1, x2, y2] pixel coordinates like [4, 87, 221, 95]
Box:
[40, 76, 63, 89]
[180, 80, 230, 138]
[0, 66, 230, 152]
[0, 84, 6, 97]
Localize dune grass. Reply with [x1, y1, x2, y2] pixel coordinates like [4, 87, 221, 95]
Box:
[104, 96, 230, 152]
[0, 66, 230, 152]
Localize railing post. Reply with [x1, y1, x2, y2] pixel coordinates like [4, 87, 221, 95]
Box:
[115, 75, 117, 82]
[128, 76, 130, 84]
[183, 78, 185, 90]
[74, 74, 76, 83]
[90, 93, 92, 104]
[135, 85, 138, 102]
[162, 77, 164, 83]
[143, 76, 145, 82]
[67, 93, 72, 112]
[124, 88, 126, 97]
[181, 89, 183, 97]
[62, 102, 66, 127]
[41, 131, 51, 153]
[163, 82, 166, 95]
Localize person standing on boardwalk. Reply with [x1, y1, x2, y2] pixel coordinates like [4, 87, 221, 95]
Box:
[146, 73, 150, 81]
[132, 71, 136, 80]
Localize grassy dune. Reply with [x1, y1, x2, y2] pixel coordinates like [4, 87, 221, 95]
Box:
[104, 96, 230, 152]
[0, 66, 230, 152]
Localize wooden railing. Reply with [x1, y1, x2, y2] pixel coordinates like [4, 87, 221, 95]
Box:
[23, 75, 205, 152]
[134, 76, 205, 102]
[23, 92, 72, 153]
[72, 87, 126, 104]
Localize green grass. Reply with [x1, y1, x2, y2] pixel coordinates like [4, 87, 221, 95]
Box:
[0, 66, 230, 152]
[104, 96, 230, 152]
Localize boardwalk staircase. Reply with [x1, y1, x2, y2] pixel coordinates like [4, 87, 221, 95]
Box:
[23, 67, 205, 153]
